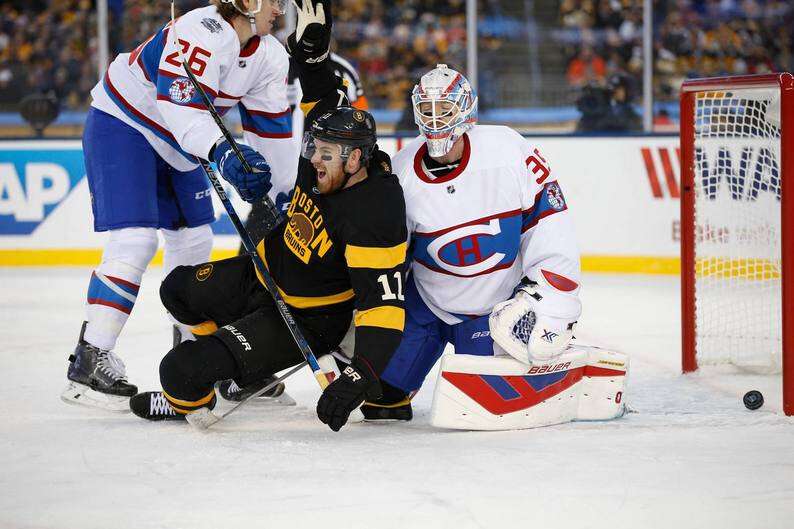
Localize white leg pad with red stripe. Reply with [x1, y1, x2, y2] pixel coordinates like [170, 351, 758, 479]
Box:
[430, 344, 628, 430]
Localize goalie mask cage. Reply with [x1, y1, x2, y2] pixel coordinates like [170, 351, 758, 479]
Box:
[680, 73, 794, 416]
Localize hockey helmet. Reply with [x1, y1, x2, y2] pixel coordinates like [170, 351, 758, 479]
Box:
[302, 106, 377, 165]
[412, 64, 478, 157]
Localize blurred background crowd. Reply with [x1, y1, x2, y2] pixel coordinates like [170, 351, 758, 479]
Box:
[0, 0, 791, 132]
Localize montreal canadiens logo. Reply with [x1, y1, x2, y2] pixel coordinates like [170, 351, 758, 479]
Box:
[417, 214, 521, 277]
[169, 77, 195, 104]
[546, 182, 565, 211]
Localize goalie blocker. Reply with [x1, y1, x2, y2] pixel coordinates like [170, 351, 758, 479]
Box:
[431, 344, 628, 430]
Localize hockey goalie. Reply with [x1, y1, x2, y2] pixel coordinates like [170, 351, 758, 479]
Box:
[358, 64, 629, 431]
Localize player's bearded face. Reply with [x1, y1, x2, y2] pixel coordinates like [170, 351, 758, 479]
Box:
[310, 139, 348, 194]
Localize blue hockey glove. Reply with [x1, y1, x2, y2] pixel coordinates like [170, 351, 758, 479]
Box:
[211, 139, 272, 203]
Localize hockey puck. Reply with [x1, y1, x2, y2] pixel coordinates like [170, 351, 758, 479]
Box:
[743, 390, 764, 410]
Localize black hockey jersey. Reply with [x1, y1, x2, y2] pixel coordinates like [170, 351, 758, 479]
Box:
[255, 61, 407, 375]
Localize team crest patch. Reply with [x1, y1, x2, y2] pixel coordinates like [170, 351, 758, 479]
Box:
[546, 182, 566, 211]
[284, 212, 315, 264]
[353, 110, 365, 122]
[201, 18, 223, 33]
[169, 77, 195, 104]
[196, 263, 214, 281]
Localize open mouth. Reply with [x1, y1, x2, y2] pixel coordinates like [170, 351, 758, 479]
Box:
[316, 170, 327, 181]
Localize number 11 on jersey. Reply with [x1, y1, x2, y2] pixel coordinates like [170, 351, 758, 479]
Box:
[378, 272, 404, 301]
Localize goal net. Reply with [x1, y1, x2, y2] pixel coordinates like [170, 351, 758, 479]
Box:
[680, 74, 793, 415]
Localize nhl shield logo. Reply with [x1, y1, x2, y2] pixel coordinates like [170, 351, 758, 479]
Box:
[169, 77, 195, 104]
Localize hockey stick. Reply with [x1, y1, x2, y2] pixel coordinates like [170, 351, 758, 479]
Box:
[169, 2, 331, 429]
[189, 361, 308, 429]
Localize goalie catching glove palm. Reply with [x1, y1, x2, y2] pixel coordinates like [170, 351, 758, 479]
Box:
[489, 269, 582, 364]
[317, 356, 382, 432]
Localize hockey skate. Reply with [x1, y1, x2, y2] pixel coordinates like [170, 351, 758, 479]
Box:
[360, 382, 413, 422]
[130, 391, 186, 421]
[61, 322, 137, 412]
[216, 377, 296, 406]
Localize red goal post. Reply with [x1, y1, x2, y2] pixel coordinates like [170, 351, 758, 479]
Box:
[680, 73, 794, 416]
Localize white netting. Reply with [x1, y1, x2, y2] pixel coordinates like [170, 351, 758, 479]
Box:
[693, 87, 782, 371]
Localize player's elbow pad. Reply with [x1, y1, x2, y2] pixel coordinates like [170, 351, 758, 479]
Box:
[489, 269, 581, 364]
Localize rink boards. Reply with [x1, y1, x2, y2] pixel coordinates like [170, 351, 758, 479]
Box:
[0, 135, 682, 273]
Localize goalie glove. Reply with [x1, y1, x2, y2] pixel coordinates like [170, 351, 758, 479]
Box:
[287, 0, 331, 64]
[489, 269, 581, 364]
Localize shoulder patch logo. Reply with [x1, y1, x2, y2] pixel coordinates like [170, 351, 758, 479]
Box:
[196, 263, 214, 281]
[546, 182, 566, 211]
[168, 77, 195, 104]
[353, 110, 365, 122]
[201, 18, 223, 33]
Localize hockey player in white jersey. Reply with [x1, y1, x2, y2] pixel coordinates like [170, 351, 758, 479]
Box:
[361, 65, 628, 429]
[62, 0, 296, 411]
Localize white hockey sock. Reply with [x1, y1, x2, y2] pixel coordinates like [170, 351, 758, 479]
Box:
[161, 225, 213, 277]
[84, 228, 159, 351]
[162, 225, 213, 343]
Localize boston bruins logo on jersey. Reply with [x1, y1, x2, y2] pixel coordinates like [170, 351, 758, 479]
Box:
[284, 185, 333, 264]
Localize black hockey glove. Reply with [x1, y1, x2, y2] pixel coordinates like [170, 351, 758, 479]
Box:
[286, 0, 332, 65]
[316, 356, 382, 432]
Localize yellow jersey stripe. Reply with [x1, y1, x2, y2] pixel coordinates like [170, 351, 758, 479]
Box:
[345, 242, 407, 269]
[163, 389, 215, 408]
[190, 321, 218, 336]
[300, 101, 318, 116]
[255, 240, 355, 309]
[354, 306, 405, 331]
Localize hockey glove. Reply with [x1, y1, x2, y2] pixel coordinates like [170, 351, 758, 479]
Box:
[211, 139, 272, 203]
[286, 0, 331, 64]
[316, 356, 382, 432]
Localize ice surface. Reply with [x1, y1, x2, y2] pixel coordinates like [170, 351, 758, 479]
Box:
[1, 268, 792, 529]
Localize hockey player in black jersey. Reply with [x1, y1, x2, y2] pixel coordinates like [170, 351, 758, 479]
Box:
[130, 0, 408, 432]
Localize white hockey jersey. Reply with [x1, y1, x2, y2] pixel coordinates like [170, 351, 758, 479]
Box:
[392, 125, 581, 324]
[90, 5, 295, 193]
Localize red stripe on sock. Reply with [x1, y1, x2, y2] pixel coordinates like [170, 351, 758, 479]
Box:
[87, 298, 132, 314]
[104, 275, 140, 293]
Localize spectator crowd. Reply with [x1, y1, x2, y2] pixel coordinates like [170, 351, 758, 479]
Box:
[0, 0, 473, 112]
[0, 0, 791, 126]
[560, 0, 793, 112]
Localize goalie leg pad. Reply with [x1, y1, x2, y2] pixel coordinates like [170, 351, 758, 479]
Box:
[430, 345, 628, 430]
[576, 345, 629, 421]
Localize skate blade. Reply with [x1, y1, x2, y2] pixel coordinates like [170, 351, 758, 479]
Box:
[255, 391, 296, 407]
[220, 390, 297, 407]
[60, 382, 131, 412]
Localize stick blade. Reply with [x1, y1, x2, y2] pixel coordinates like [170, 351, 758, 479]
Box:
[186, 407, 220, 431]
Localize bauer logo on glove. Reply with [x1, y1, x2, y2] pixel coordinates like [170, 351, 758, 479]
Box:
[489, 268, 581, 364]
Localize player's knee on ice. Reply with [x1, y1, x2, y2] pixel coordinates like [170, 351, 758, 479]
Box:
[159, 337, 236, 406]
